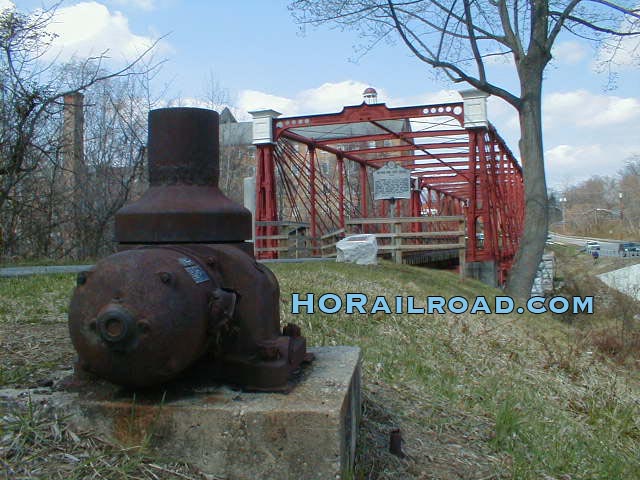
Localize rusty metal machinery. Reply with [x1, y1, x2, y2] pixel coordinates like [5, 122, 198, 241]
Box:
[68, 107, 312, 391]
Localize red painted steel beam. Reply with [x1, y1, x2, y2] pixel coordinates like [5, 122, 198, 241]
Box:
[337, 155, 345, 229]
[419, 182, 468, 203]
[347, 141, 469, 156]
[367, 152, 475, 162]
[255, 144, 278, 259]
[309, 146, 317, 246]
[368, 119, 472, 182]
[274, 102, 463, 136]
[360, 163, 369, 220]
[316, 129, 469, 145]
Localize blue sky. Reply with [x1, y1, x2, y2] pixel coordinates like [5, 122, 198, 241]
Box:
[7, 0, 640, 189]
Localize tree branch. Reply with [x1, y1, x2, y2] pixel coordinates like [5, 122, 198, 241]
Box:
[387, 0, 521, 108]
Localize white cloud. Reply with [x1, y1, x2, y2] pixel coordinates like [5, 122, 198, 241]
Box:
[111, 0, 155, 11]
[545, 143, 640, 188]
[0, 0, 14, 11]
[45, 2, 167, 63]
[238, 90, 298, 117]
[544, 90, 640, 128]
[552, 41, 588, 65]
[238, 83, 466, 119]
[238, 80, 388, 117]
[542, 90, 640, 185]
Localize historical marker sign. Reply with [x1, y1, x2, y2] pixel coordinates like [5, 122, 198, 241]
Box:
[373, 161, 411, 200]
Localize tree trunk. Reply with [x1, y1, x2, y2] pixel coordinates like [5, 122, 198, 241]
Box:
[505, 72, 549, 300]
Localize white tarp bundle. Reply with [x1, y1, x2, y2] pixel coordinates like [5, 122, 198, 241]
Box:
[336, 234, 378, 265]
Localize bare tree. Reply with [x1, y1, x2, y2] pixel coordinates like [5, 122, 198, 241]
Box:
[0, 5, 159, 212]
[0, 4, 162, 260]
[290, 0, 640, 298]
[201, 69, 232, 112]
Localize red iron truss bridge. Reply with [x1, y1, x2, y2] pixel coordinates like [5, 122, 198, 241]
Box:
[252, 95, 523, 285]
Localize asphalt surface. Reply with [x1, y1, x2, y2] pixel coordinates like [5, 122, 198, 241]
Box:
[0, 265, 93, 278]
[0, 258, 335, 278]
[549, 233, 630, 257]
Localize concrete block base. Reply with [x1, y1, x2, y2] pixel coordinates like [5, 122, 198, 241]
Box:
[465, 260, 497, 287]
[1, 346, 361, 480]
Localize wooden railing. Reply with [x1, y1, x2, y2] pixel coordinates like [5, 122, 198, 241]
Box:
[321, 216, 466, 274]
[254, 221, 312, 258]
[256, 216, 466, 276]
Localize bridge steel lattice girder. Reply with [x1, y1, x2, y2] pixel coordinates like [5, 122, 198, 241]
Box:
[254, 100, 524, 280]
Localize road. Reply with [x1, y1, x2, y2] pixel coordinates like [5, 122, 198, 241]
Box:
[549, 232, 625, 257]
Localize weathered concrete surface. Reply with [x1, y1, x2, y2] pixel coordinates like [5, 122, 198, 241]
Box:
[465, 260, 497, 287]
[0, 346, 361, 480]
[598, 263, 640, 301]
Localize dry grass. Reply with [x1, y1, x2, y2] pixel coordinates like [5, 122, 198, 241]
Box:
[1, 395, 208, 479]
[2, 261, 640, 479]
[273, 261, 640, 480]
[552, 244, 640, 367]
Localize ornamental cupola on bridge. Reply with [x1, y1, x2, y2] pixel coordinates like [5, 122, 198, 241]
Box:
[363, 87, 378, 104]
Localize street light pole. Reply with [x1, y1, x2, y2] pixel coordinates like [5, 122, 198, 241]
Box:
[560, 196, 567, 234]
[619, 192, 624, 239]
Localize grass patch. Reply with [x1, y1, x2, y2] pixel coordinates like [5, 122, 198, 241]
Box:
[271, 261, 640, 479]
[0, 396, 201, 479]
[1, 261, 639, 479]
[0, 274, 74, 323]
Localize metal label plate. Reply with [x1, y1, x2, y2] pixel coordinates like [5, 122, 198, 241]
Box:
[184, 265, 210, 284]
[179, 257, 196, 267]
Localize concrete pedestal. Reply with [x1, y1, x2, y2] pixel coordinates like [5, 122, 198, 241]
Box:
[465, 260, 497, 287]
[1, 346, 361, 480]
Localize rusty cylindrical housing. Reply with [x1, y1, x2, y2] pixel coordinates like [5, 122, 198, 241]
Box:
[115, 107, 252, 244]
[68, 108, 311, 390]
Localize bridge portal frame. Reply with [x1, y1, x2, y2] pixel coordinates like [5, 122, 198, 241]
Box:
[254, 100, 524, 284]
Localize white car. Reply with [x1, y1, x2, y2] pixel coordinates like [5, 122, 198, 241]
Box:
[585, 241, 600, 253]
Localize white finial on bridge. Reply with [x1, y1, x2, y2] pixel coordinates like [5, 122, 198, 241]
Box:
[249, 109, 281, 145]
[460, 89, 489, 128]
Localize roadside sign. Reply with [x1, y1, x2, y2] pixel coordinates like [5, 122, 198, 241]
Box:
[373, 161, 411, 200]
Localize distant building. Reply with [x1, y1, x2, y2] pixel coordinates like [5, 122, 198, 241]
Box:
[218, 107, 255, 202]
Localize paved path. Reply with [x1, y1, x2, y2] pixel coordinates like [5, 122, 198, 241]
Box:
[0, 258, 334, 278]
[0, 265, 93, 277]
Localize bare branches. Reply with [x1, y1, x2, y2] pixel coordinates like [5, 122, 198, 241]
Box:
[288, 0, 639, 297]
[0, 3, 163, 260]
[462, 0, 487, 82]
[386, 0, 521, 106]
[498, 0, 524, 59]
[290, 0, 640, 106]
